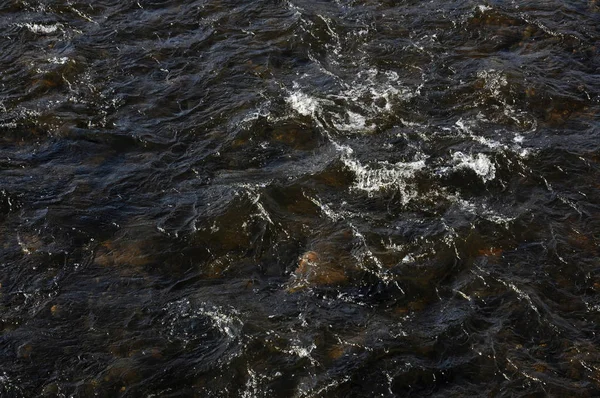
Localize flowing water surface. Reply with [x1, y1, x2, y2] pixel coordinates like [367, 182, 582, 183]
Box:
[1, 0, 600, 396]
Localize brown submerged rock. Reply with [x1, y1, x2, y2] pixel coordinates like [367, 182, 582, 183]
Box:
[50, 304, 59, 316]
[287, 251, 348, 292]
[94, 239, 152, 271]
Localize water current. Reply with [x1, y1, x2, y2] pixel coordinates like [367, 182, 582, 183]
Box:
[1, 0, 600, 396]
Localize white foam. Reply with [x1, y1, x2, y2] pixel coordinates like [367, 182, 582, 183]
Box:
[162, 299, 242, 347]
[401, 254, 415, 264]
[350, 224, 390, 281]
[451, 196, 516, 225]
[48, 56, 69, 64]
[513, 134, 524, 144]
[337, 69, 412, 115]
[239, 100, 272, 125]
[344, 157, 426, 199]
[383, 240, 406, 253]
[452, 152, 496, 182]
[306, 195, 343, 222]
[332, 111, 373, 132]
[329, 139, 427, 203]
[198, 305, 240, 339]
[248, 190, 274, 225]
[21, 23, 61, 34]
[286, 90, 319, 117]
[477, 69, 507, 98]
[455, 119, 502, 149]
[286, 68, 412, 134]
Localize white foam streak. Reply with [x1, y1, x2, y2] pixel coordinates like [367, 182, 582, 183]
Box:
[21, 23, 62, 34]
[455, 118, 503, 149]
[344, 157, 426, 199]
[306, 195, 344, 222]
[286, 68, 412, 134]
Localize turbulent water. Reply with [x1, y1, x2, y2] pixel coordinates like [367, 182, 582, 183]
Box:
[1, 0, 600, 396]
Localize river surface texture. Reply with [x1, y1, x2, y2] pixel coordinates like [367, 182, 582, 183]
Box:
[1, 0, 600, 396]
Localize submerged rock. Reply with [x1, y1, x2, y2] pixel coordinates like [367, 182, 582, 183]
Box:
[287, 251, 348, 292]
[94, 239, 152, 270]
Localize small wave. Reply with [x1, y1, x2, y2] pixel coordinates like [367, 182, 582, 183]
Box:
[161, 298, 243, 348]
[285, 68, 413, 134]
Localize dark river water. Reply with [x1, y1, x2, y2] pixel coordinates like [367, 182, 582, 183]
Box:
[1, 0, 600, 396]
